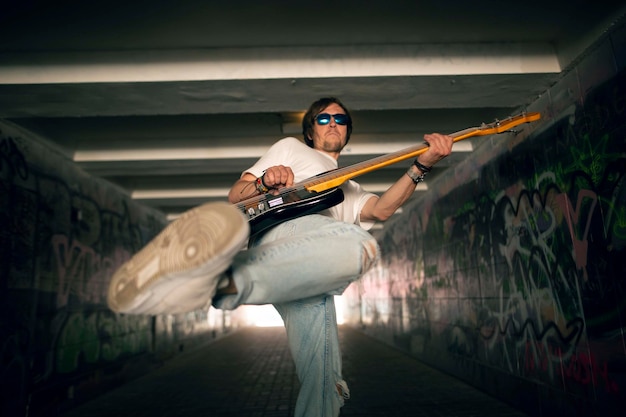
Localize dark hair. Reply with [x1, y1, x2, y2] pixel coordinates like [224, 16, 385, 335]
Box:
[302, 97, 353, 148]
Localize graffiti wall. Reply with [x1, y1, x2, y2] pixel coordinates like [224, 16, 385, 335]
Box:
[0, 123, 244, 417]
[343, 28, 626, 416]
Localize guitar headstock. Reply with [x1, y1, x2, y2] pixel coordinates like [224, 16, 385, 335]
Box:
[477, 112, 541, 135]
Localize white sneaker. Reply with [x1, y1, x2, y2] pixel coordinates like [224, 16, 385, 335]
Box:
[107, 202, 249, 315]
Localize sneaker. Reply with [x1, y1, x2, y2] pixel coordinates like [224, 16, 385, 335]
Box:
[107, 201, 249, 315]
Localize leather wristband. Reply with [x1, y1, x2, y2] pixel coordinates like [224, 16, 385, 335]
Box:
[413, 159, 432, 173]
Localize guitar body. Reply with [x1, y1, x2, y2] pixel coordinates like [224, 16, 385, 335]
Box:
[238, 187, 345, 237]
[235, 112, 540, 237]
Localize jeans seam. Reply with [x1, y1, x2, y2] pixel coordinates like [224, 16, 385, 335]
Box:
[323, 296, 330, 413]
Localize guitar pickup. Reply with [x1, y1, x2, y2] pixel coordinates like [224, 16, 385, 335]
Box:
[267, 196, 284, 208]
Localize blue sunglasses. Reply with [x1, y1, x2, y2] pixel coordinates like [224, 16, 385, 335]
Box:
[315, 113, 349, 125]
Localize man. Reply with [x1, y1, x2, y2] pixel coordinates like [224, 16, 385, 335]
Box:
[108, 97, 454, 416]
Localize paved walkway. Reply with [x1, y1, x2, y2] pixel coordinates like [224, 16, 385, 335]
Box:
[61, 326, 529, 417]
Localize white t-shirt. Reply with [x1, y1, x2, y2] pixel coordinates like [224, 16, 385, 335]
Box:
[243, 137, 377, 230]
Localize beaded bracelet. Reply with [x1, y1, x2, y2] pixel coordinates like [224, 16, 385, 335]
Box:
[406, 166, 426, 184]
[255, 175, 269, 193]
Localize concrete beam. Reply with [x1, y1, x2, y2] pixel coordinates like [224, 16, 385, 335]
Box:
[0, 43, 560, 85]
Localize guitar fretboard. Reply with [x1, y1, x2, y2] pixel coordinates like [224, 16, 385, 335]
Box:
[303, 126, 481, 193]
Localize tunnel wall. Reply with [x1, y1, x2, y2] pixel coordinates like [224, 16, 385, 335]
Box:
[0, 122, 245, 417]
[343, 22, 626, 417]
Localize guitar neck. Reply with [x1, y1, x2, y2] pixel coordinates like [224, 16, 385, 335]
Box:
[304, 126, 478, 193]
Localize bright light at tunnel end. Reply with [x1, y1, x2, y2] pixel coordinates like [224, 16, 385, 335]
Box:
[243, 296, 346, 327]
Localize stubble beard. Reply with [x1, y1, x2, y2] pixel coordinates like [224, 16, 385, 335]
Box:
[321, 133, 345, 153]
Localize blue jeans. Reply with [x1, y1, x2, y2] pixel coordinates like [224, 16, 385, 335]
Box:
[213, 215, 379, 417]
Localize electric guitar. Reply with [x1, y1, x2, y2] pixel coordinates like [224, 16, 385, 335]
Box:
[236, 112, 541, 237]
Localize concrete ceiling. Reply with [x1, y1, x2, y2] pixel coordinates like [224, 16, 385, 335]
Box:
[1, 0, 625, 223]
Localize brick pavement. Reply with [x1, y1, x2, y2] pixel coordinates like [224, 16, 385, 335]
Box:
[60, 326, 529, 417]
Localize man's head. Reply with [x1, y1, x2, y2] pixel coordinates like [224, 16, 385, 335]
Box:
[302, 97, 353, 149]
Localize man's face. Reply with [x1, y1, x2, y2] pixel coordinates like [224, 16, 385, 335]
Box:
[309, 103, 349, 154]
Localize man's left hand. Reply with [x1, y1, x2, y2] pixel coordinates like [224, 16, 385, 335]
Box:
[418, 133, 454, 167]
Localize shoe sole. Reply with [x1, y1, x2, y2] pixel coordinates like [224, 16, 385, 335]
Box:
[107, 202, 249, 314]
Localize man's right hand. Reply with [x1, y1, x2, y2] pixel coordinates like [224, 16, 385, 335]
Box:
[228, 166, 295, 203]
[261, 165, 295, 191]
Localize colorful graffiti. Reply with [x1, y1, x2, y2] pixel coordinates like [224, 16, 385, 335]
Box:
[347, 64, 626, 414]
[0, 128, 239, 416]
